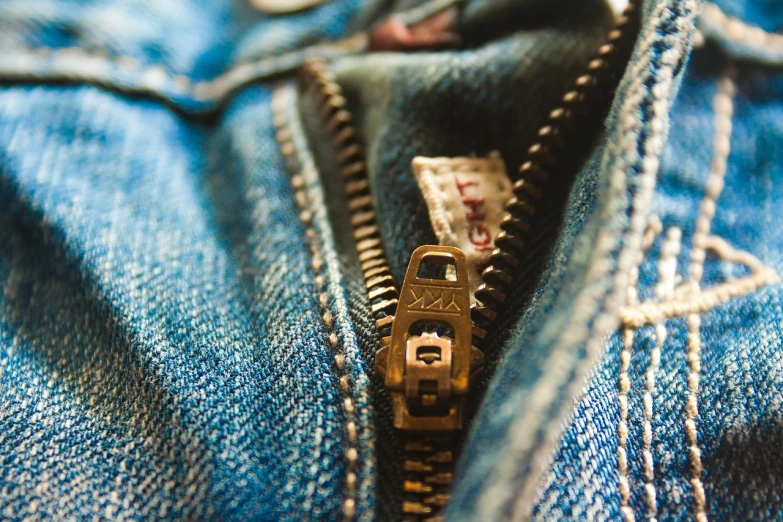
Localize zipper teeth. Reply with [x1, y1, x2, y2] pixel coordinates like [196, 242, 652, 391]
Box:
[300, 59, 454, 522]
[299, 6, 639, 519]
[299, 60, 400, 345]
[299, 3, 640, 346]
[401, 436, 453, 522]
[471, 2, 641, 336]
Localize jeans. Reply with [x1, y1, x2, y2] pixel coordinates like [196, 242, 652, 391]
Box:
[0, 0, 780, 520]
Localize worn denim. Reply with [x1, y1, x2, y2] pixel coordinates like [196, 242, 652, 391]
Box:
[0, 0, 781, 521]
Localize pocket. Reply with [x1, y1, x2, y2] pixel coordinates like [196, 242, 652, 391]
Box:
[0, 0, 375, 113]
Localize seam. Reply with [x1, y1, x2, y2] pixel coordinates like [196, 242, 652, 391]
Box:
[412, 161, 459, 246]
[482, 3, 703, 520]
[612, 71, 779, 522]
[618, 326, 635, 522]
[701, 3, 783, 52]
[272, 88, 358, 521]
[515, 0, 701, 518]
[645, 223, 680, 522]
[684, 72, 736, 522]
[617, 216, 660, 522]
[618, 255, 779, 328]
[610, 68, 780, 522]
[618, 216, 661, 522]
[0, 34, 366, 105]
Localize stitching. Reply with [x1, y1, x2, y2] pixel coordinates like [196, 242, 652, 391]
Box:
[684, 72, 735, 522]
[412, 161, 459, 246]
[614, 72, 774, 522]
[685, 313, 707, 522]
[618, 326, 635, 522]
[618, 254, 779, 328]
[701, 3, 783, 52]
[490, 3, 702, 520]
[412, 153, 507, 247]
[689, 74, 735, 284]
[645, 225, 680, 522]
[272, 88, 358, 521]
[277, 82, 377, 515]
[0, 34, 366, 104]
[411, 153, 511, 299]
[617, 217, 659, 522]
[618, 216, 661, 522]
[610, 69, 779, 522]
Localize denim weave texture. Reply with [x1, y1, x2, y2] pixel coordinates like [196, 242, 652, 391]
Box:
[0, 0, 782, 521]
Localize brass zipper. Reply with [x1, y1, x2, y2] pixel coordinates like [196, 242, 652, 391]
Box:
[298, 4, 638, 519]
[472, 3, 640, 339]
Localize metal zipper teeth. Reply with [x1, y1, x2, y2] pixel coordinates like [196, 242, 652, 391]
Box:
[299, 59, 400, 345]
[471, 2, 641, 337]
[299, 60, 454, 522]
[299, 6, 638, 518]
[400, 436, 454, 522]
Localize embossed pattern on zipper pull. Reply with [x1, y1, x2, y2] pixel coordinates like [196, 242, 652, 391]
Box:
[297, 4, 640, 518]
[299, 62, 475, 522]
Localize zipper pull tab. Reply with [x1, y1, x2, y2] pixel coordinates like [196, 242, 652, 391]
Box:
[376, 245, 483, 431]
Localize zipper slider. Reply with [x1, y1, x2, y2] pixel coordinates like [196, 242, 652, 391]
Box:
[376, 245, 483, 431]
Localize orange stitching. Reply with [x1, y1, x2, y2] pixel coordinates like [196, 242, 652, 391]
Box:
[272, 88, 358, 521]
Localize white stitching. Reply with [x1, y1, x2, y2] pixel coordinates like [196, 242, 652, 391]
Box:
[490, 3, 701, 520]
[689, 74, 735, 284]
[272, 88, 359, 521]
[701, 3, 783, 52]
[645, 225, 681, 522]
[411, 153, 511, 300]
[611, 66, 781, 522]
[617, 220, 782, 521]
[411, 161, 459, 246]
[618, 327, 635, 522]
[618, 256, 779, 328]
[684, 71, 735, 522]
[0, 34, 367, 104]
[685, 313, 707, 522]
[618, 217, 661, 522]
[618, 216, 662, 522]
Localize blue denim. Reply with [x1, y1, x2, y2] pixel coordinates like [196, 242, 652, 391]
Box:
[0, 0, 781, 521]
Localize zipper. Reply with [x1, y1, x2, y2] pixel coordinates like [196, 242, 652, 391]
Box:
[471, 4, 640, 337]
[298, 3, 639, 519]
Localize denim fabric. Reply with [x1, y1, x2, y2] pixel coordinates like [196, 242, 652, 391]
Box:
[530, 55, 783, 521]
[0, 83, 362, 520]
[324, 1, 613, 516]
[0, 0, 782, 521]
[331, 0, 613, 288]
[0, 0, 378, 112]
[446, 1, 704, 520]
[707, 0, 783, 30]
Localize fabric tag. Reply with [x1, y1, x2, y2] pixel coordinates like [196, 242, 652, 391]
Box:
[250, 0, 328, 14]
[412, 152, 512, 303]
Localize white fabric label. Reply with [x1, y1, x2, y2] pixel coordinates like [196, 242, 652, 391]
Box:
[250, 0, 328, 14]
[412, 152, 512, 303]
